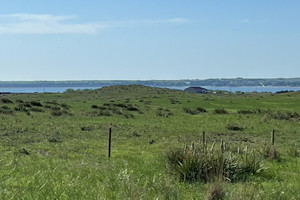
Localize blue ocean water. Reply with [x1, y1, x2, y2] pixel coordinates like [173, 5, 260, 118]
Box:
[0, 86, 299, 93]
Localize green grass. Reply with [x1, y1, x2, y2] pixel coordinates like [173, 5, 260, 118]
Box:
[0, 85, 300, 199]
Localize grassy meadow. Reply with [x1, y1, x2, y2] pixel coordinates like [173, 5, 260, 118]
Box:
[0, 85, 300, 199]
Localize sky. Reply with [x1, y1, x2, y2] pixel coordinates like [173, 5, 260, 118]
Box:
[0, 0, 299, 81]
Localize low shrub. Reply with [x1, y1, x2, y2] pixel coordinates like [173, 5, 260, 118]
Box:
[50, 106, 61, 111]
[207, 182, 226, 200]
[51, 110, 72, 116]
[45, 101, 58, 105]
[30, 101, 43, 107]
[166, 144, 263, 183]
[15, 99, 24, 103]
[0, 109, 14, 115]
[91, 105, 99, 109]
[196, 107, 207, 113]
[14, 105, 29, 113]
[238, 110, 257, 114]
[124, 113, 134, 119]
[183, 107, 207, 115]
[126, 105, 139, 111]
[287, 146, 299, 158]
[157, 108, 173, 117]
[61, 103, 71, 109]
[0, 98, 13, 104]
[268, 111, 300, 121]
[81, 126, 93, 131]
[213, 108, 229, 114]
[1, 105, 10, 110]
[260, 145, 280, 160]
[226, 124, 244, 131]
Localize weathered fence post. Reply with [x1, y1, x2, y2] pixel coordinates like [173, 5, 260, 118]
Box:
[271, 130, 275, 146]
[221, 139, 224, 153]
[202, 131, 206, 148]
[108, 125, 112, 158]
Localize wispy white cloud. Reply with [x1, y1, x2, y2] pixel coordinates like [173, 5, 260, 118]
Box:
[0, 14, 105, 34]
[0, 14, 189, 34]
[241, 18, 251, 23]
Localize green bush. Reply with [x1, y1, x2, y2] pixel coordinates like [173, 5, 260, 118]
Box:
[287, 146, 299, 158]
[51, 110, 72, 116]
[213, 108, 229, 114]
[0, 98, 13, 104]
[226, 124, 244, 131]
[259, 145, 280, 160]
[183, 107, 207, 115]
[166, 144, 263, 183]
[30, 101, 43, 107]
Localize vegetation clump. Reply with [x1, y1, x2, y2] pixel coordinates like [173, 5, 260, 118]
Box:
[260, 145, 280, 160]
[207, 182, 226, 200]
[90, 102, 142, 118]
[51, 110, 73, 116]
[30, 101, 43, 107]
[183, 107, 207, 115]
[213, 108, 229, 114]
[0, 108, 14, 115]
[156, 108, 173, 117]
[0, 98, 13, 104]
[226, 124, 244, 131]
[166, 144, 263, 183]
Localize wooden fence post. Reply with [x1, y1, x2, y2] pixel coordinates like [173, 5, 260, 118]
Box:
[271, 130, 275, 146]
[108, 126, 112, 158]
[202, 131, 206, 148]
[221, 139, 224, 153]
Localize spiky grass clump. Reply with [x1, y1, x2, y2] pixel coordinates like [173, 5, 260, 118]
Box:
[166, 144, 263, 183]
[207, 182, 226, 200]
[260, 145, 280, 160]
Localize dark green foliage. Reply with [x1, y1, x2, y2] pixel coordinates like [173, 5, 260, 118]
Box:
[15, 99, 24, 103]
[226, 124, 244, 131]
[50, 106, 61, 111]
[166, 144, 263, 183]
[0, 109, 14, 115]
[170, 99, 181, 104]
[1, 105, 10, 110]
[287, 146, 299, 158]
[61, 103, 71, 109]
[91, 104, 99, 108]
[19, 147, 30, 155]
[0, 98, 13, 104]
[267, 111, 300, 121]
[207, 182, 226, 200]
[157, 108, 173, 117]
[126, 105, 139, 111]
[14, 104, 30, 113]
[260, 145, 280, 160]
[48, 137, 62, 143]
[45, 101, 58, 105]
[238, 110, 257, 114]
[183, 107, 207, 115]
[30, 101, 43, 107]
[213, 108, 229, 114]
[51, 110, 72, 116]
[124, 113, 134, 119]
[81, 126, 93, 131]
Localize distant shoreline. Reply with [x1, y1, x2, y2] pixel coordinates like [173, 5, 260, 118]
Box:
[0, 78, 300, 87]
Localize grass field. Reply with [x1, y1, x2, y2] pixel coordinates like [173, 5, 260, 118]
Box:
[0, 85, 299, 199]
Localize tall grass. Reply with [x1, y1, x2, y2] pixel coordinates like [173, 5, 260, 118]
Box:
[166, 144, 263, 183]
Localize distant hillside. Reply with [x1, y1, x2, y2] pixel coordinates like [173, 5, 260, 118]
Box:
[0, 78, 300, 87]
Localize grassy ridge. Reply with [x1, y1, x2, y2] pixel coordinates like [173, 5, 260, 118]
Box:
[0, 85, 299, 199]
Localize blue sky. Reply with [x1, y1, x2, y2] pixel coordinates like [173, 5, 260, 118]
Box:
[0, 0, 299, 80]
